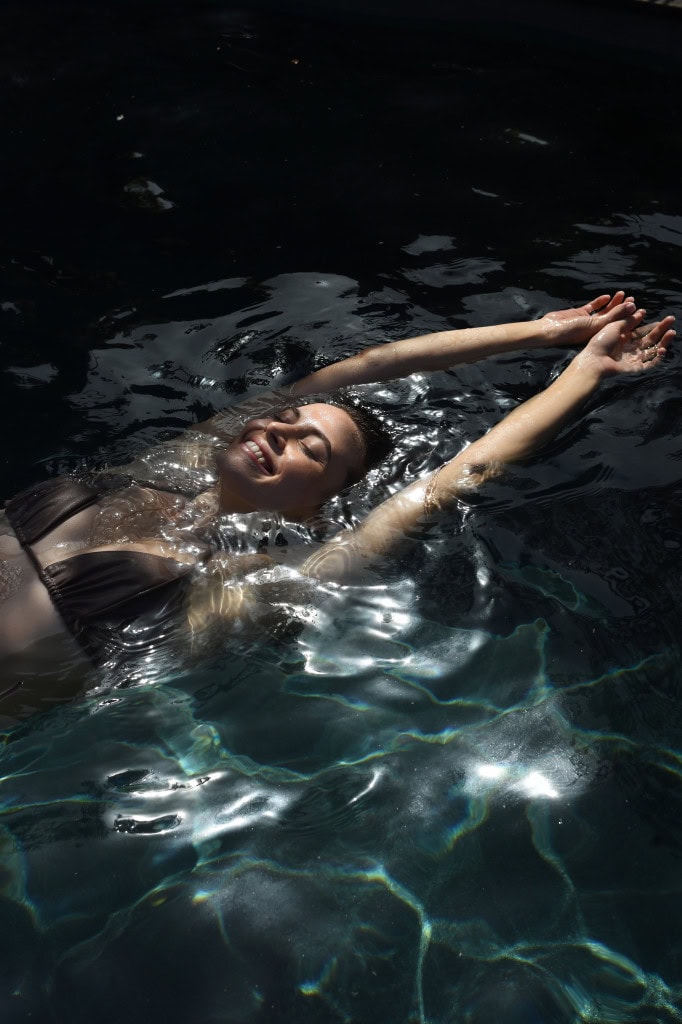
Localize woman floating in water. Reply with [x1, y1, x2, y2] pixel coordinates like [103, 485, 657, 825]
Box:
[0, 292, 674, 720]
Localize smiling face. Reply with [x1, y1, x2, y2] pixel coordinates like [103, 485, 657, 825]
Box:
[215, 403, 367, 519]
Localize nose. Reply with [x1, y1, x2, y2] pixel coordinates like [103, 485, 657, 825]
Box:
[265, 419, 295, 453]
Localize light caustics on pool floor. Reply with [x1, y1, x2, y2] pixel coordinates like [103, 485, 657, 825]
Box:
[2, 574, 682, 1022]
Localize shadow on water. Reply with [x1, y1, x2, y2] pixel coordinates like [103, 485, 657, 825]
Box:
[1, 2, 682, 1022]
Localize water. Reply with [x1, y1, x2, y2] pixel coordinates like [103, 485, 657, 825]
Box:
[1, 3, 682, 1022]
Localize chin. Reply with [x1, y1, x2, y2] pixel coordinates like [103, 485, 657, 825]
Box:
[215, 449, 261, 513]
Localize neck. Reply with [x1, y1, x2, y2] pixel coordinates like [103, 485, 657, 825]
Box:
[217, 480, 259, 515]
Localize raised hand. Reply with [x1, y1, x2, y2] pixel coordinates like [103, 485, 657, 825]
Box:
[580, 312, 675, 376]
[541, 292, 638, 346]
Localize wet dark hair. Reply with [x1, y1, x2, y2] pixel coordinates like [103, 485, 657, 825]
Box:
[325, 393, 394, 486]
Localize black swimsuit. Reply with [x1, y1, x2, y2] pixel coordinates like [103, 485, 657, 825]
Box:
[3, 477, 199, 666]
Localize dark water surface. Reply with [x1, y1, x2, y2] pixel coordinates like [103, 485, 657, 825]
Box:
[2, 3, 682, 1022]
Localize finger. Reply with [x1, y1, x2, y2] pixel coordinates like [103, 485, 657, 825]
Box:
[599, 300, 638, 326]
[606, 290, 627, 313]
[584, 293, 611, 315]
[627, 306, 646, 327]
[657, 327, 675, 355]
[641, 315, 675, 347]
[599, 291, 626, 315]
[649, 314, 676, 340]
[642, 328, 675, 366]
[634, 320, 660, 340]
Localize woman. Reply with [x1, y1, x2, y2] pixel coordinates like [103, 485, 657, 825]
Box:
[0, 292, 674, 721]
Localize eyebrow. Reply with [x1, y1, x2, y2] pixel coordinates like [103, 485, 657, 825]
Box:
[280, 406, 332, 463]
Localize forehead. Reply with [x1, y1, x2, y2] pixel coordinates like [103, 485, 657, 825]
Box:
[297, 402, 355, 436]
[299, 402, 365, 471]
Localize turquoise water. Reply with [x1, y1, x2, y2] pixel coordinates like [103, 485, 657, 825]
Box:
[1, 4, 682, 1022]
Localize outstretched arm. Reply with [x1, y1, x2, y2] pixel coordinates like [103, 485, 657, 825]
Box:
[191, 292, 634, 437]
[302, 311, 675, 580]
[290, 292, 635, 397]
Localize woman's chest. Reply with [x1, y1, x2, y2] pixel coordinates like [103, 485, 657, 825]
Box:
[30, 485, 210, 570]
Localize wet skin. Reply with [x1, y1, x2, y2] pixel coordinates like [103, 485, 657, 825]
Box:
[215, 403, 366, 519]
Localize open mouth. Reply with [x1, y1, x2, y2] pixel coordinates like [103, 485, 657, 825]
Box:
[243, 438, 274, 474]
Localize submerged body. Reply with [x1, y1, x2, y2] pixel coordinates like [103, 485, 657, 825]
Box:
[0, 477, 208, 718]
[0, 294, 674, 722]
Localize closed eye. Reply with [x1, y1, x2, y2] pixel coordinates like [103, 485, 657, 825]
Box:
[273, 406, 331, 464]
[300, 440, 325, 464]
